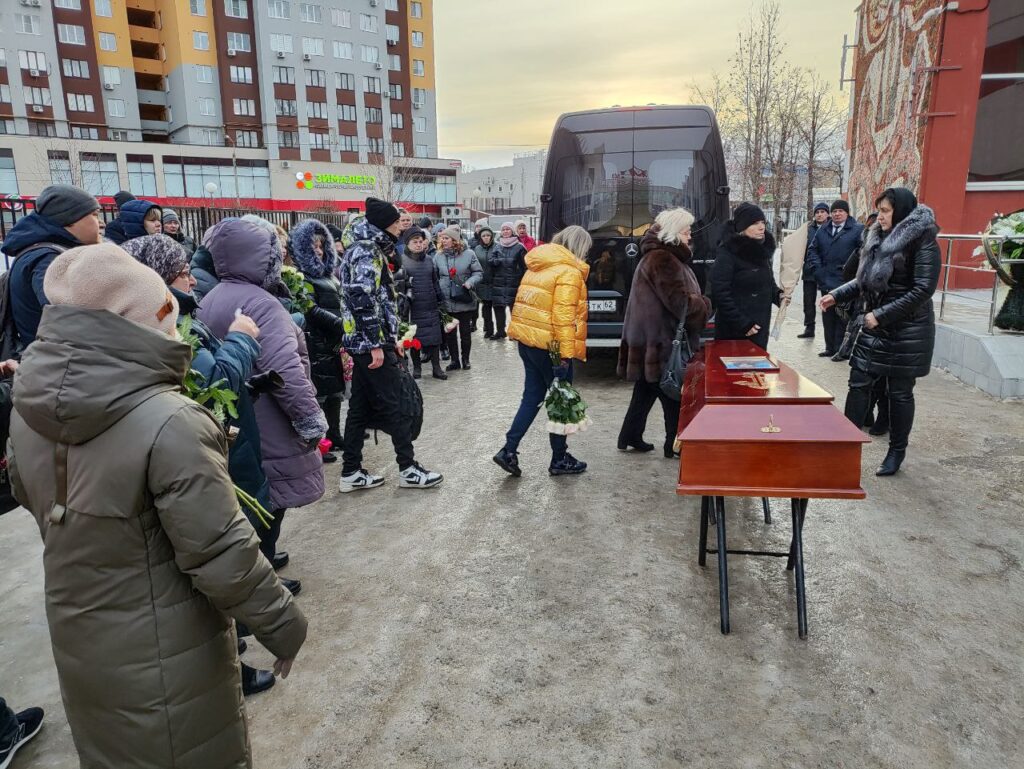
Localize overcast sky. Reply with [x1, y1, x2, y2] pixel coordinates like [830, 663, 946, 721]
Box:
[433, 0, 857, 170]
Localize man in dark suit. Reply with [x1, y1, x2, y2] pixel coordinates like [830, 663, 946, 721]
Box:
[798, 202, 831, 338]
[805, 199, 864, 357]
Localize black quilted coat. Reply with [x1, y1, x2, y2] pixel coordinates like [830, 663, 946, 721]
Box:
[831, 204, 940, 379]
[487, 242, 527, 307]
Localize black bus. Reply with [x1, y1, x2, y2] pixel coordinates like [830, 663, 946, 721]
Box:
[538, 105, 730, 346]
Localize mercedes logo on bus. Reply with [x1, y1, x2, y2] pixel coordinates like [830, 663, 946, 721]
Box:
[625, 243, 639, 258]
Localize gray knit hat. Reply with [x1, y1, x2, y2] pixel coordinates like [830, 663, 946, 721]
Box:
[120, 234, 189, 285]
[35, 184, 100, 227]
[161, 208, 180, 224]
[442, 225, 462, 244]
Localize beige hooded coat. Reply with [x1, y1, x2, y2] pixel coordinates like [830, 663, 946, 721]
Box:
[8, 305, 308, 769]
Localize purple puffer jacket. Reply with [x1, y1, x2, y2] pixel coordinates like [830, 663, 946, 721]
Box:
[198, 219, 326, 510]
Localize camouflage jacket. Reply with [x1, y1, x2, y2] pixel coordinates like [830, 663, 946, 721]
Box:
[337, 217, 400, 353]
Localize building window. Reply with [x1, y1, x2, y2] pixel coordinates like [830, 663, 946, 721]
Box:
[364, 76, 381, 94]
[367, 138, 385, 154]
[107, 98, 126, 117]
[413, 116, 426, 133]
[233, 98, 256, 116]
[199, 97, 216, 116]
[227, 32, 251, 52]
[102, 66, 120, 86]
[57, 24, 87, 45]
[48, 151, 73, 185]
[15, 15, 41, 36]
[300, 3, 321, 23]
[66, 93, 94, 112]
[279, 130, 299, 148]
[80, 152, 120, 196]
[270, 34, 293, 53]
[305, 68, 326, 87]
[126, 157, 158, 195]
[29, 121, 57, 137]
[392, 141, 405, 157]
[71, 125, 99, 140]
[224, 0, 249, 19]
[365, 107, 382, 124]
[359, 14, 378, 33]
[385, 0, 398, 11]
[95, 0, 113, 17]
[309, 131, 328, 150]
[360, 45, 379, 64]
[197, 128, 218, 145]
[230, 65, 253, 84]
[411, 31, 424, 47]
[190, 0, 207, 15]
[62, 59, 89, 78]
[24, 86, 51, 107]
[338, 103, 356, 121]
[20, 51, 48, 72]
[196, 64, 214, 83]
[0, 85, 9, 104]
[411, 2, 423, 19]
[235, 130, 259, 148]
[389, 54, 401, 72]
[385, 24, 400, 44]
[390, 112, 403, 129]
[96, 32, 117, 52]
[415, 144, 428, 158]
[333, 41, 353, 59]
[388, 83, 402, 100]
[192, 31, 208, 51]
[306, 101, 328, 119]
[268, 1, 290, 20]
[164, 158, 270, 199]
[55, 0, 83, 10]
[275, 98, 297, 116]
[331, 8, 350, 27]
[968, 0, 1024, 185]
[339, 134, 357, 152]
[413, 59, 424, 76]
[273, 65, 295, 84]
[336, 72, 355, 90]
[412, 87, 426, 105]
[109, 129, 129, 141]
[302, 37, 324, 56]
[0, 50, 7, 68]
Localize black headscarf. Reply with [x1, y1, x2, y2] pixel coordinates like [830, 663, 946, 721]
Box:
[876, 187, 918, 231]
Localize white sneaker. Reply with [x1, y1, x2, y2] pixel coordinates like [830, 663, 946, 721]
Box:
[398, 463, 443, 489]
[339, 468, 385, 493]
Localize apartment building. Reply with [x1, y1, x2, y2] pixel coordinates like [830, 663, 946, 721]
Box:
[0, 0, 452, 210]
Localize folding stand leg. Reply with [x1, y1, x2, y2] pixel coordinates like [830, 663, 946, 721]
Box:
[789, 498, 808, 639]
[715, 496, 730, 634]
[698, 496, 710, 567]
[762, 497, 772, 524]
[786, 499, 807, 571]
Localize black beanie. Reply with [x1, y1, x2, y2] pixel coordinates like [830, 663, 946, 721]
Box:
[417, 216, 432, 229]
[365, 197, 400, 230]
[35, 184, 100, 227]
[401, 227, 427, 247]
[733, 202, 766, 233]
[114, 190, 136, 208]
[326, 224, 345, 242]
[830, 199, 850, 214]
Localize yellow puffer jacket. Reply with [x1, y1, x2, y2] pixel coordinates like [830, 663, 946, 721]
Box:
[507, 243, 590, 361]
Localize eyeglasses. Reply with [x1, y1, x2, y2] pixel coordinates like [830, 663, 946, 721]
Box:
[176, 267, 192, 279]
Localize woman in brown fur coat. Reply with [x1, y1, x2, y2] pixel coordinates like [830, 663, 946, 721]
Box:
[617, 208, 710, 457]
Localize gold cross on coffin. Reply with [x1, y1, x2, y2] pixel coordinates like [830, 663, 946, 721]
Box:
[734, 372, 771, 390]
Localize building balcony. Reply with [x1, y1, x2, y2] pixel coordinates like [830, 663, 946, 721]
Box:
[140, 119, 168, 134]
[132, 57, 162, 76]
[137, 89, 167, 107]
[129, 25, 160, 45]
[126, 0, 157, 11]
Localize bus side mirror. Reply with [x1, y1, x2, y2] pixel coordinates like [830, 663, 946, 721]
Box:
[716, 185, 731, 196]
[539, 193, 552, 203]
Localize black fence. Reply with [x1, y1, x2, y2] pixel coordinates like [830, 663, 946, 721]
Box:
[0, 198, 350, 254]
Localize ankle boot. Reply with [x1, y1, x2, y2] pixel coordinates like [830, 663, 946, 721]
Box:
[876, 448, 905, 476]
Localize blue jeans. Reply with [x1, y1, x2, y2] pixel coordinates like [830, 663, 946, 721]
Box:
[504, 343, 572, 460]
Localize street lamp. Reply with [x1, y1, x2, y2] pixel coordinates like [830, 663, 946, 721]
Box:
[472, 187, 482, 216]
[204, 181, 219, 206]
[224, 134, 241, 208]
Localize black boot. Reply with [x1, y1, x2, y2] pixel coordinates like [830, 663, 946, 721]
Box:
[617, 435, 654, 452]
[797, 327, 815, 339]
[462, 358, 472, 371]
[241, 663, 276, 696]
[876, 449, 905, 476]
[664, 438, 679, 459]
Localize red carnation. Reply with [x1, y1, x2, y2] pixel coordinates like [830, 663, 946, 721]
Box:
[412, 339, 422, 350]
[402, 339, 413, 349]
[449, 267, 457, 278]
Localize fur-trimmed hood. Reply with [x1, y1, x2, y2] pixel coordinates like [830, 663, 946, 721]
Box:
[721, 229, 776, 263]
[857, 204, 937, 294]
[289, 219, 338, 279]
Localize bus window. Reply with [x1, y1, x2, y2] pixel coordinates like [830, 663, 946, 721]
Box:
[553, 151, 634, 237]
[634, 150, 714, 223]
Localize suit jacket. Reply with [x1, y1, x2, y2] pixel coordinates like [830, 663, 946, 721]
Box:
[806, 218, 864, 292]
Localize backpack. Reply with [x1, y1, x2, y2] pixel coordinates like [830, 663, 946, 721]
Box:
[368, 362, 424, 442]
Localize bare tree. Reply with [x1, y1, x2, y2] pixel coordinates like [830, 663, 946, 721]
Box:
[359, 145, 429, 205]
[764, 66, 806, 230]
[797, 69, 845, 212]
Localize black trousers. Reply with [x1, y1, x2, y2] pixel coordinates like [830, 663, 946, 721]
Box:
[259, 507, 286, 561]
[844, 369, 915, 451]
[493, 305, 508, 336]
[411, 344, 443, 374]
[446, 310, 475, 363]
[481, 302, 495, 336]
[318, 393, 343, 446]
[820, 294, 845, 355]
[619, 378, 678, 446]
[802, 279, 818, 331]
[342, 349, 416, 473]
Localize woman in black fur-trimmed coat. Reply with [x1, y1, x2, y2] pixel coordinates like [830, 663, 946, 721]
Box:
[824, 187, 940, 477]
[709, 203, 781, 351]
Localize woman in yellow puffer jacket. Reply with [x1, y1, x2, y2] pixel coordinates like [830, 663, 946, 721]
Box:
[494, 225, 592, 477]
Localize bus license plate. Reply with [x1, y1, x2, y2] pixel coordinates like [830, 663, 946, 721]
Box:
[588, 299, 616, 313]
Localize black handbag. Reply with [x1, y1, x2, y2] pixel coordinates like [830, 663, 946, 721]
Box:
[659, 304, 694, 401]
